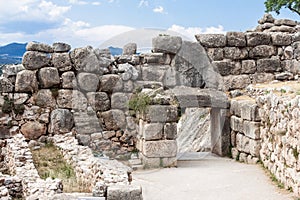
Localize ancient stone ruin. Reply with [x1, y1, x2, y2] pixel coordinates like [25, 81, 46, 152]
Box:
[0, 13, 300, 199]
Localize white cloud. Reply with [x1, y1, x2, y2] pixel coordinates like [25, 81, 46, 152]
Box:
[92, 2, 101, 6]
[168, 24, 225, 40]
[68, 0, 101, 6]
[153, 6, 164, 14]
[138, 0, 148, 7]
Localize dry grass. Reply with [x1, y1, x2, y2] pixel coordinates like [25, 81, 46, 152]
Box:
[31, 143, 90, 193]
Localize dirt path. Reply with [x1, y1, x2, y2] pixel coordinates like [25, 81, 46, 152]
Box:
[132, 153, 295, 200]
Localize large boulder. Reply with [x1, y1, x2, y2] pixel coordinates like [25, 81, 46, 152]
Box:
[101, 109, 126, 130]
[0, 77, 14, 93]
[152, 36, 182, 54]
[22, 51, 51, 70]
[73, 110, 102, 134]
[122, 43, 137, 55]
[86, 92, 110, 111]
[52, 42, 71, 53]
[51, 53, 72, 72]
[38, 67, 60, 88]
[15, 70, 38, 92]
[61, 71, 77, 89]
[26, 42, 53, 53]
[21, 121, 47, 140]
[57, 90, 87, 110]
[195, 34, 226, 48]
[49, 109, 74, 134]
[77, 72, 99, 92]
[35, 89, 56, 108]
[100, 74, 123, 92]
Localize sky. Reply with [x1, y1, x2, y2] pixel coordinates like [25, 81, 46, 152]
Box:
[0, 0, 299, 48]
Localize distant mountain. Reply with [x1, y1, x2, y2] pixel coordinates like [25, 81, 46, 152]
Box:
[108, 46, 122, 56]
[0, 43, 27, 64]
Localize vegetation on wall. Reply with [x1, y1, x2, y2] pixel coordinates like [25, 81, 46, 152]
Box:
[265, 0, 300, 15]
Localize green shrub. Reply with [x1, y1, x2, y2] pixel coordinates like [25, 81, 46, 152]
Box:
[128, 93, 152, 114]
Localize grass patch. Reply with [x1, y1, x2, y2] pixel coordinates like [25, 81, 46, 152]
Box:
[31, 142, 90, 193]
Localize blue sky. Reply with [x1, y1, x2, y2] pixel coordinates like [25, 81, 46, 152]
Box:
[0, 0, 299, 48]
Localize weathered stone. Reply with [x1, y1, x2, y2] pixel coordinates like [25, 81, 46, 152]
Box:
[164, 123, 177, 140]
[275, 72, 294, 80]
[212, 60, 240, 76]
[123, 80, 134, 92]
[152, 36, 182, 54]
[87, 92, 110, 111]
[143, 140, 177, 158]
[283, 46, 293, 60]
[122, 43, 137, 55]
[243, 120, 260, 140]
[269, 25, 295, 33]
[111, 93, 130, 110]
[274, 19, 297, 27]
[230, 116, 243, 132]
[241, 60, 256, 74]
[77, 72, 99, 92]
[100, 74, 123, 92]
[230, 99, 242, 117]
[118, 63, 139, 81]
[49, 109, 74, 134]
[141, 65, 166, 82]
[226, 32, 246, 47]
[145, 105, 177, 123]
[94, 48, 112, 59]
[236, 133, 250, 153]
[0, 77, 14, 92]
[240, 101, 260, 121]
[21, 121, 46, 140]
[101, 109, 126, 130]
[107, 185, 143, 200]
[143, 53, 172, 65]
[2, 64, 25, 76]
[258, 13, 275, 24]
[195, 34, 226, 47]
[224, 47, 248, 60]
[51, 53, 72, 72]
[293, 42, 300, 60]
[22, 51, 51, 70]
[61, 71, 77, 89]
[35, 89, 56, 108]
[38, 67, 60, 88]
[163, 67, 177, 88]
[257, 58, 281, 73]
[142, 123, 163, 141]
[74, 110, 102, 134]
[271, 33, 292, 46]
[223, 75, 251, 91]
[10, 93, 29, 104]
[57, 90, 87, 110]
[249, 45, 276, 58]
[249, 139, 261, 157]
[15, 70, 38, 92]
[52, 42, 71, 53]
[246, 32, 271, 46]
[26, 42, 53, 53]
[206, 48, 224, 61]
[250, 73, 274, 84]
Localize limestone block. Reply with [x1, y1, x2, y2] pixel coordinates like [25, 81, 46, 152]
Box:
[22, 51, 51, 70]
[231, 147, 239, 160]
[143, 53, 172, 65]
[249, 45, 276, 58]
[61, 71, 77, 89]
[15, 70, 38, 92]
[269, 25, 295, 33]
[52, 42, 71, 53]
[74, 110, 102, 134]
[100, 74, 123, 92]
[163, 67, 177, 88]
[271, 33, 292, 46]
[274, 19, 297, 26]
[49, 109, 74, 134]
[246, 32, 271, 46]
[11, 93, 29, 104]
[224, 47, 248, 60]
[111, 93, 130, 110]
[249, 139, 261, 157]
[142, 123, 163, 141]
[107, 185, 143, 200]
[231, 131, 236, 146]
[164, 123, 177, 140]
[87, 92, 110, 112]
[243, 120, 260, 140]
[51, 53, 72, 72]
[35, 89, 56, 108]
[283, 46, 293, 60]
[250, 73, 274, 84]
[57, 90, 87, 110]
[152, 35, 182, 54]
[241, 60, 256, 74]
[223, 75, 251, 91]
[122, 43, 137, 55]
[236, 133, 250, 153]
[230, 116, 243, 132]
[26, 42, 53, 53]
[118, 63, 139, 81]
[162, 157, 177, 167]
[101, 109, 126, 131]
[0, 77, 14, 93]
[257, 58, 281, 73]
[77, 72, 99, 92]
[21, 121, 46, 140]
[226, 32, 246, 47]
[141, 65, 167, 82]
[195, 34, 226, 47]
[145, 105, 177, 123]
[239, 152, 248, 163]
[38, 67, 60, 88]
[293, 42, 300, 60]
[213, 60, 240, 76]
[143, 140, 177, 158]
[206, 48, 224, 61]
[240, 101, 260, 121]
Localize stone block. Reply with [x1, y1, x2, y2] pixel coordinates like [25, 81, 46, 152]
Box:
[152, 35, 182, 54]
[15, 70, 38, 92]
[100, 74, 123, 92]
[243, 120, 260, 140]
[162, 157, 177, 167]
[241, 60, 256, 74]
[35, 89, 56, 108]
[164, 123, 177, 140]
[61, 71, 77, 89]
[224, 47, 248, 60]
[143, 140, 177, 158]
[142, 123, 163, 141]
[118, 63, 139, 81]
[57, 90, 87, 110]
[77, 72, 99, 92]
[236, 134, 250, 154]
[145, 105, 178, 123]
[231, 147, 239, 160]
[274, 19, 297, 26]
[52, 42, 71, 52]
[107, 185, 143, 200]
[49, 109, 74, 134]
[250, 73, 274, 84]
[249, 139, 261, 157]
[223, 75, 251, 91]
[51, 53, 72, 72]
[143, 53, 172, 65]
[246, 32, 271, 46]
[230, 116, 243, 132]
[141, 65, 167, 82]
[163, 67, 177, 88]
[22, 51, 51, 70]
[0, 77, 14, 93]
[240, 101, 260, 121]
[101, 109, 126, 131]
[74, 111, 102, 134]
[87, 92, 110, 112]
[122, 43, 137, 55]
[231, 131, 236, 146]
[38, 67, 60, 88]
[26, 42, 53, 52]
[111, 93, 130, 110]
[206, 48, 224, 61]
[195, 34, 226, 47]
[249, 45, 276, 58]
[213, 60, 241, 76]
[257, 58, 281, 73]
[271, 33, 292, 46]
[226, 32, 246, 47]
[21, 121, 46, 140]
[230, 99, 242, 117]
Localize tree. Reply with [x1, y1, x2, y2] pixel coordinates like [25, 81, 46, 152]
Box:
[265, 0, 300, 15]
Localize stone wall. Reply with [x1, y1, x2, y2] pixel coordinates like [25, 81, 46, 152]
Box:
[196, 14, 300, 91]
